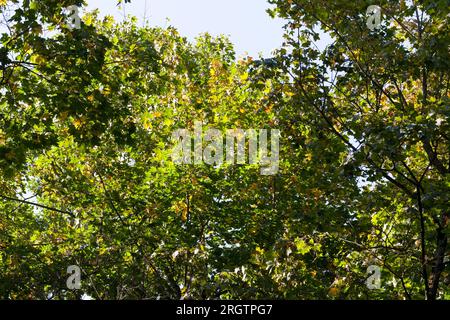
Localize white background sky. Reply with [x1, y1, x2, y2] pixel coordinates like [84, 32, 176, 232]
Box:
[85, 0, 286, 58]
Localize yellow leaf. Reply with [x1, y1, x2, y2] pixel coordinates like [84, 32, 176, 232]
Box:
[73, 119, 82, 129]
[294, 238, 311, 255]
[328, 287, 340, 297]
[33, 55, 46, 65]
[181, 207, 188, 222]
[255, 246, 265, 254]
[240, 72, 249, 81]
[102, 87, 111, 96]
[285, 91, 295, 97]
[143, 121, 152, 130]
[0, 131, 5, 146]
[73, 117, 86, 129]
[123, 251, 132, 263]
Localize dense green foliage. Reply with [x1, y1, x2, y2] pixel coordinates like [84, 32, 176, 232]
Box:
[0, 0, 448, 299]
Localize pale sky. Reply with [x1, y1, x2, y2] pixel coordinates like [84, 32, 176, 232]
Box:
[85, 0, 286, 58]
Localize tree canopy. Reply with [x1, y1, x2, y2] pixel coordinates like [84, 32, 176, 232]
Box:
[0, 0, 448, 300]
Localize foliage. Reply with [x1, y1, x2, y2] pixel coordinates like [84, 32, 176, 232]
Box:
[0, 0, 448, 299]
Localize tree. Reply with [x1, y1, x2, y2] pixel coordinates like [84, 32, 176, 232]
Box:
[0, 0, 448, 300]
[1, 2, 288, 298]
[267, 0, 449, 299]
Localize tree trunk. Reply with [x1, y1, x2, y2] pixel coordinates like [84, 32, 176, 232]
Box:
[428, 214, 448, 300]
